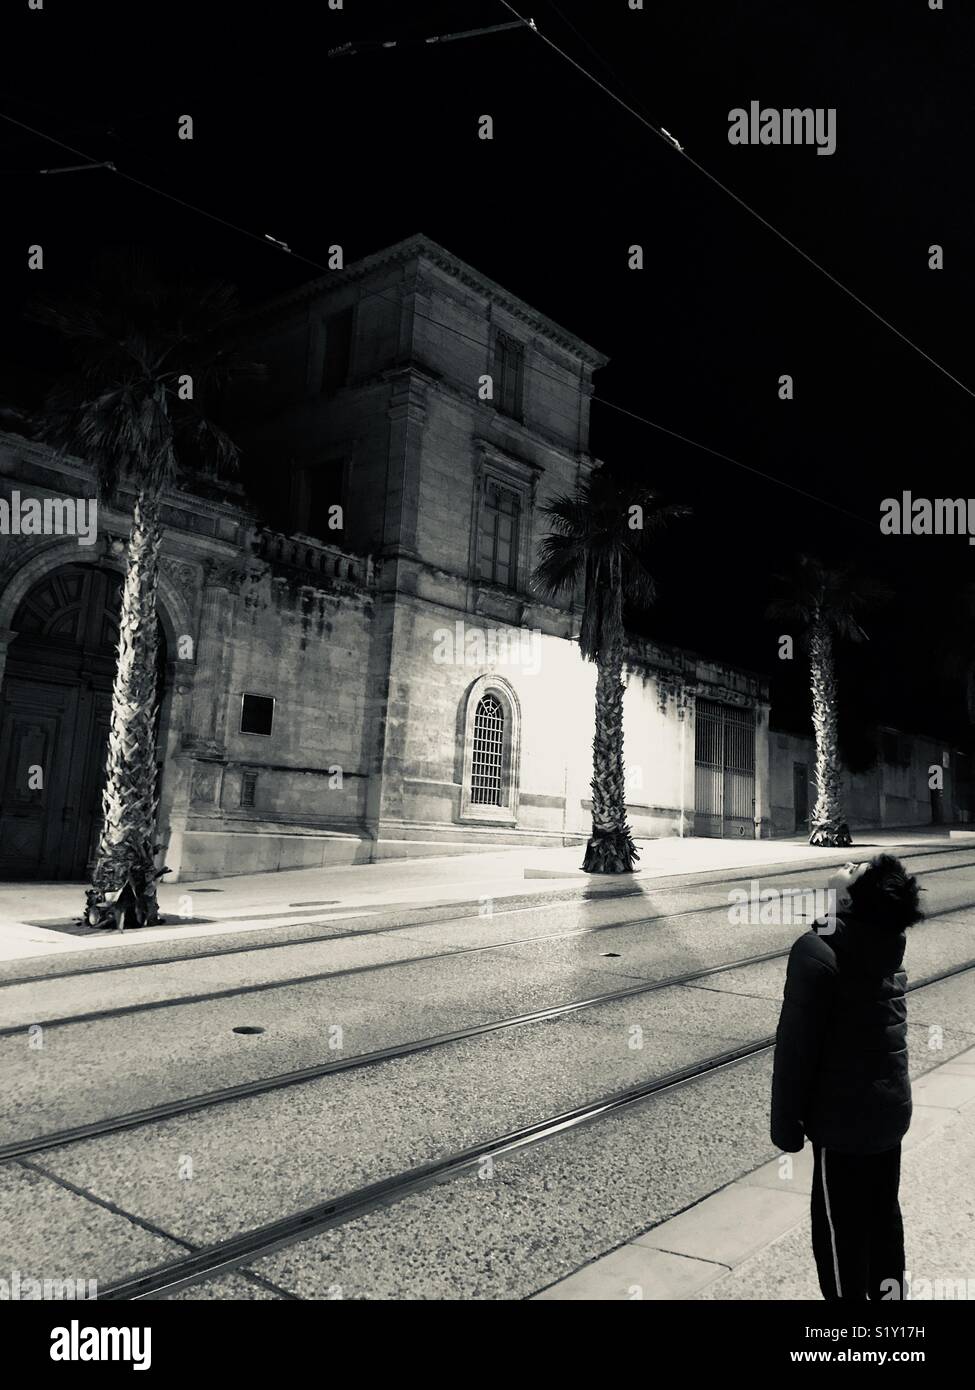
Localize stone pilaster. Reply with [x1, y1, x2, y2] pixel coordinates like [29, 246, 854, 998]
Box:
[754, 701, 772, 839]
[182, 560, 243, 761]
[678, 696, 696, 837]
[380, 370, 428, 579]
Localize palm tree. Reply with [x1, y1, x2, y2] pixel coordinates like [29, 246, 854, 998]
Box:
[532, 468, 688, 873]
[768, 555, 888, 847]
[30, 251, 252, 925]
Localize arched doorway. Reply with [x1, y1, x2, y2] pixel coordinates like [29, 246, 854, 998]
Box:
[0, 565, 167, 880]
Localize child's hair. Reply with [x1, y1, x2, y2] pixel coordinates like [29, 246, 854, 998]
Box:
[847, 853, 925, 931]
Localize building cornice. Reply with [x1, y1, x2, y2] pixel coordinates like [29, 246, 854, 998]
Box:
[0, 429, 257, 532]
[625, 632, 769, 699]
[238, 233, 610, 370]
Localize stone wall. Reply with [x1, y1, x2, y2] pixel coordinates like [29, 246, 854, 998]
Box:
[176, 554, 378, 880]
[769, 725, 964, 838]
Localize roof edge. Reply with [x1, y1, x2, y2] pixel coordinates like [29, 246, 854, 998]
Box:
[240, 233, 610, 369]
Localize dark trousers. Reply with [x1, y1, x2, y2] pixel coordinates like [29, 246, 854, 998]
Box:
[810, 1143, 904, 1300]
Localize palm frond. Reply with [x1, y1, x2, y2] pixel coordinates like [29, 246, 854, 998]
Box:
[533, 531, 587, 599]
[532, 465, 688, 661]
[767, 554, 890, 637]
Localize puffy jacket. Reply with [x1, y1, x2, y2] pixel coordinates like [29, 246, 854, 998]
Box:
[770, 911, 911, 1154]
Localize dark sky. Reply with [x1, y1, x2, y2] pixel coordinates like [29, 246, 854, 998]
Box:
[2, 0, 974, 748]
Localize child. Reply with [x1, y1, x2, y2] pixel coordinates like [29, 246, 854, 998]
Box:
[771, 854, 924, 1300]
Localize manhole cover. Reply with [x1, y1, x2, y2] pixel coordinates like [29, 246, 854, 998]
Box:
[289, 901, 340, 907]
[602, 952, 621, 958]
[232, 1026, 265, 1036]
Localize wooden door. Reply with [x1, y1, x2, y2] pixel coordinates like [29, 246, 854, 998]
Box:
[0, 678, 79, 878]
[68, 689, 113, 878]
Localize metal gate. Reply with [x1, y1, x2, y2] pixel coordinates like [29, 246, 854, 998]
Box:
[694, 699, 756, 838]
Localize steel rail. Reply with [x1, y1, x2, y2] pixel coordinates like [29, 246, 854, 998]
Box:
[4, 855, 974, 1036]
[0, 945, 792, 1161]
[93, 954, 975, 1301]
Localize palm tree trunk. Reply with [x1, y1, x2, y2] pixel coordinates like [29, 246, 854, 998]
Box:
[582, 622, 639, 873]
[808, 618, 852, 847]
[89, 487, 165, 924]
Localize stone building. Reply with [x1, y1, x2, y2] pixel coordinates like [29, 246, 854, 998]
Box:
[770, 725, 972, 837]
[0, 235, 772, 882]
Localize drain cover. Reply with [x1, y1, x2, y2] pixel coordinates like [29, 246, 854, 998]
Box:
[232, 1026, 265, 1035]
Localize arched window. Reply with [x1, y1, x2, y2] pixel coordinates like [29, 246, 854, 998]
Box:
[460, 677, 521, 823]
[470, 695, 505, 806]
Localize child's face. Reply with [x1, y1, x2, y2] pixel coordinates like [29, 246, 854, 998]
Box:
[827, 860, 870, 908]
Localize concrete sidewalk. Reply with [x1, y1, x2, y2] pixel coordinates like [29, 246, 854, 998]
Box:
[0, 825, 966, 964]
[535, 1049, 975, 1300]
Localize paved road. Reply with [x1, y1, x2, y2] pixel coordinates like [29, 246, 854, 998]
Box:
[2, 846, 973, 1300]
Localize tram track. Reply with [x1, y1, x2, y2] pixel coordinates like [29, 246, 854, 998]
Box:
[0, 945, 792, 1161]
[88, 953, 975, 1301]
[6, 910, 975, 1162]
[5, 842, 972, 991]
[4, 853, 975, 1037]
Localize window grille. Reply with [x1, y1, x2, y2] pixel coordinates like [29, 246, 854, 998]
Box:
[470, 694, 505, 805]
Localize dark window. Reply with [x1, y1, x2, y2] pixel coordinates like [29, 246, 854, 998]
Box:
[491, 333, 524, 420]
[291, 458, 346, 538]
[881, 732, 911, 767]
[240, 694, 274, 736]
[240, 771, 258, 808]
[470, 695, 505, 806]
[479, 482, 520, 589]
[322, 308, 353, 395]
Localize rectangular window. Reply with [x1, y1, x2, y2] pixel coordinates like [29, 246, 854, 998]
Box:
[240, 694, 274, 736]
[240, 771, 258, 808]
[478, 482, 520, 589]
[322, 308, 353, 395]
[291, 458, 346, 538]
[492, 333, 524, 420]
